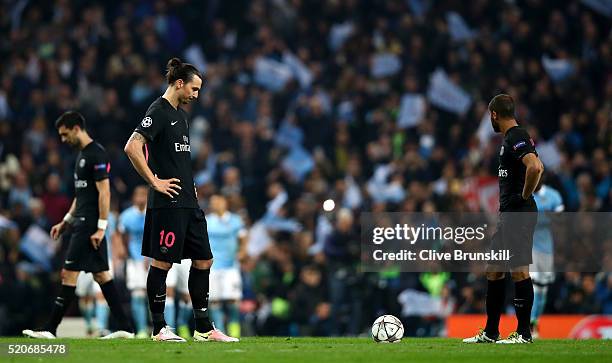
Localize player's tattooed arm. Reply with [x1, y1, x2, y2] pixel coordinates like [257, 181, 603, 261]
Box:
[128, 131, 147, 145]
[124, 131, 182, 199]
[124, 131, 154, 179]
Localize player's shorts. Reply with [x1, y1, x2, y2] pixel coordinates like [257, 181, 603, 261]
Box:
[210, 268, 242, 301]
[530, 250, 555, 285]
[64, 218, 110, 273]
[167, 259, 191, 295]
[126, 259, 148, 291]
[142, 208, 213, 263]
[490, 201, 538, 269]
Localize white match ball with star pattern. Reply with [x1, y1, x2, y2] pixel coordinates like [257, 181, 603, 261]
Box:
[371, 315, 404, 343]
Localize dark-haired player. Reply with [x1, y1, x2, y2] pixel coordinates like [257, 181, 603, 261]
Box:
[124, 58, 237, 342]
[23, 111, 134, 339]
[464, 94, 543, 344]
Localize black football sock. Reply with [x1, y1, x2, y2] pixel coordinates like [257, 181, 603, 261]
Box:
[188, 267, 213, 332]
[147, 266, 169, 335]
[514, 278, 534, 338]
[484, 278, 505, 339]
[100, 279, 134, 333]
[44, 284, 77, 335]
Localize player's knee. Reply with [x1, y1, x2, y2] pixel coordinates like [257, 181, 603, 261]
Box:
[486, 271, 505, 280]
[191, 259, 212, 270]
[151, 259, 172, 270]
[93, 271, 111, 284]
[61, 269, 79, 284]
[511, 271, 530, 282]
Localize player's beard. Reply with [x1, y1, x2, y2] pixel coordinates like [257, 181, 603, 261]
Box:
[491, 117, 500, 133]
[180, 94, 195, 104]
[68, 138, 80, 148]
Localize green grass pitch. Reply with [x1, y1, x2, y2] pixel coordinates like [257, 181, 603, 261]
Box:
[1, 337, 610, 363]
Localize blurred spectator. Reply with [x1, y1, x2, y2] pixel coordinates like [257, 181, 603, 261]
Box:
[324, 208, 362, 335]
[289, 265, 330, 336]
[40, 173, 71, 225]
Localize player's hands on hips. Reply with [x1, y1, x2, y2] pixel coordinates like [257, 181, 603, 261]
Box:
[152, 177, 181, 198]
[90, 229, 105, 250]
[50, 221, 67, 240]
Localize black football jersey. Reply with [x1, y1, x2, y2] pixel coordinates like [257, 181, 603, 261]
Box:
[134, 97, 198, 209]
[498, 126, 538, 211]
[73, 141, 110, 218]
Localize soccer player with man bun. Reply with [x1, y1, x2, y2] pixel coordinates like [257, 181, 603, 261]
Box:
[23, 111, 134, 339]
[464, 94, 544, 344]
[124, 58, 237, 342]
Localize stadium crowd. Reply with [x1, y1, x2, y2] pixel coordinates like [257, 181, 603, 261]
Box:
[0, 0, 610, 336]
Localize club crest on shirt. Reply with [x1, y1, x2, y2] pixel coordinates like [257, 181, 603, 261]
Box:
[513, 140, 527, 150]
[141, 116, 153, 128]
[500, 146, 504, 155]
[79, 158, 86, 168]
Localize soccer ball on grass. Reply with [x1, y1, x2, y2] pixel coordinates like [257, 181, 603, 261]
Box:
[371, 314, 404, 343]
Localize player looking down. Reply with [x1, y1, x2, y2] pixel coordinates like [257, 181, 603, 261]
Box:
[464, 94, 544, 344]
[23, 111, 134, 339]
[124, 57, 237, 342]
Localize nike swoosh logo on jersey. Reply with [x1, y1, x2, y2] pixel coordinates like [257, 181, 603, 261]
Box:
[171, 120, 179, 125]
[65, 260, 74, 264]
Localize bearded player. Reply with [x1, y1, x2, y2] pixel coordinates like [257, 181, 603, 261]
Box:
[464, 94, 543, 344]
[23, 111, 134, 339]
[124, 58, 237, 342]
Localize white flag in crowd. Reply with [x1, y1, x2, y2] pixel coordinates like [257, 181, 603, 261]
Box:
[477, 110, 494, 148]
[446, 12, 477, 42]
[183, 44, 207, 74]
[371, 52, 402, 79]
[283, 52, 313, 89]
[254, 57, 293, 92]
[537, 139, 562, 171]
[329, 21, 355, 51]
[542, 56, 576, 82]
[581, 0, 612, 17]
[255, 53, 314, 92]
[397, 93, 426, 129]
[427, 68, 472, 115]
